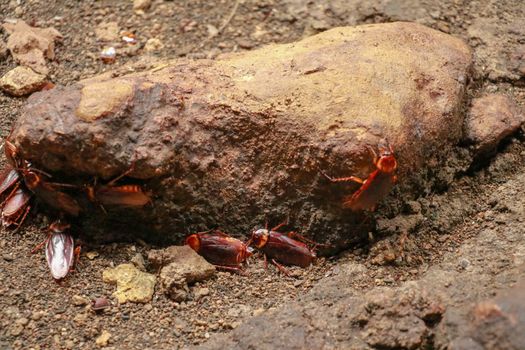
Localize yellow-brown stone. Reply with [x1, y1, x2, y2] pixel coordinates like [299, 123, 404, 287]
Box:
[76, 80, 133, 122]
[102, 263, 156, 304]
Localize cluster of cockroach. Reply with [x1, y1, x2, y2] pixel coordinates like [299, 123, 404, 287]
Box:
[1, 138, 397, 279]
[0, 140, 150, 280]
[185, 144, 398, 275]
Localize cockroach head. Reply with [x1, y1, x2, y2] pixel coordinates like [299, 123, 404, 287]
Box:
[185, 234, 201, 252]
[23, 171, 41, 189]
[49, 221, 71, 234]
[251, 228, 269, 249]
[377, 144, 397, 173]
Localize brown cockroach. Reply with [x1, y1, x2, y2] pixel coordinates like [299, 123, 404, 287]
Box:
[322, 144, 398, 211]
[2, 140, 81, 217]
[0, 164, 20, 196]
[0, 161, 32, 228]
[186, 230, 253, 274]
[85, 165, 150, 209]
[249, 223, 318, 276]
[1, 187, 32, 228]
[22, 168, 81, 217]
[33, 221, 80, 280]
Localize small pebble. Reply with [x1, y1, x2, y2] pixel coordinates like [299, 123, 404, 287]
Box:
[2, 254, 14, 262]
[86, 251, 99, 260]
[72, 295, 90, 306]
[96, 330, 111, 347]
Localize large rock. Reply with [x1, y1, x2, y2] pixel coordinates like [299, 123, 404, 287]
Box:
[8, 22, 472, 247]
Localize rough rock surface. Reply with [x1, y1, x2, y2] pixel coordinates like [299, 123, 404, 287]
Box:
[0, 66, 47, 97]
[464, 94, 524, 156]
[195, 169, 525, 350]
[446, 279, 525, 350]
[9, 22, 472, 247]
[102, 263, 156, 304]
[149, 245, 216, 301]
[2, 20, 62, 75]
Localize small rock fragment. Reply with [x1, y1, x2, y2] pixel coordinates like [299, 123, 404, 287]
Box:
[193, 287, 210, 300]
[72, 295, 90, 306]
[151, 246, 215, 301]
[0, 66, 47, 97]
[96, 330, 111, 347]
[0, 40, 8, 59]
[159, 264, 190, 302]
[465, 94, 524, 156]
[73, 312, 88, 325]
[86, 251, 99, 260]
[149, 245, 216, 282]
[2, 20, 62, 75]
[144, 38, 164, 52]
[95, 22, 120, 42]
[31, 311, 45, 321]
[131, 252, 146, 271]
[102, 263, 156, 304]
[2, 253, 14, 262]
[133, 0, 152, 12]
[206, 24, 219, 38]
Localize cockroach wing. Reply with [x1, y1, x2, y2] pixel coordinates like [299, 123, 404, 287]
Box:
[0, 166, 20, 196]
[45, 233, 74, 279]
[96, 186, 150, 207]
[33, 186, 81, 216]
[2, 188, 31, 216]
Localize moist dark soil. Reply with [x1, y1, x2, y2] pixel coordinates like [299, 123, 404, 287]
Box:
[0, 0, 524, 349]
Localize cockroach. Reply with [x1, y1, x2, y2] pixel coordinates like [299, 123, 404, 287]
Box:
[4, 140, 19, 167]
[3, 140, 81, 217]
[0, 165, 20, 196]
[1, 187, 32, 228]
[85, 165, 150, 209]
[322, 144, 398, 211]
[249, 223, 318, 276]
[186, 230, 253, 274]
[33, 221, 80, 280]
[91, 297, 110, 312]
[21, 167, 81, 217]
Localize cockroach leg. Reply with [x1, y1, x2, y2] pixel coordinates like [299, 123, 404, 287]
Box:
[286, 231, 320, 248]
[31, 234, 50, 254]
[11, 204, 31, 232]
[271, 221, 288, 232]
[319, 166, 365, 184]
[107, 160, 137, 186]
[271, 259, 291, 276]
[70, 246, 82, 272]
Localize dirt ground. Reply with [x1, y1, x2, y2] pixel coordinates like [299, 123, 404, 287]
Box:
[0, 0, 524, 349]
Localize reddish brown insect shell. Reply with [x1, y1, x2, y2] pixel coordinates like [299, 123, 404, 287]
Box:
[22, 169, 81, 217]
[186, 230, 253, 273]
[250, 228, 317, 269]
[1, 187, 32, 228]
[323, 144, 398, 211]
[85, 165, 150, 209]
